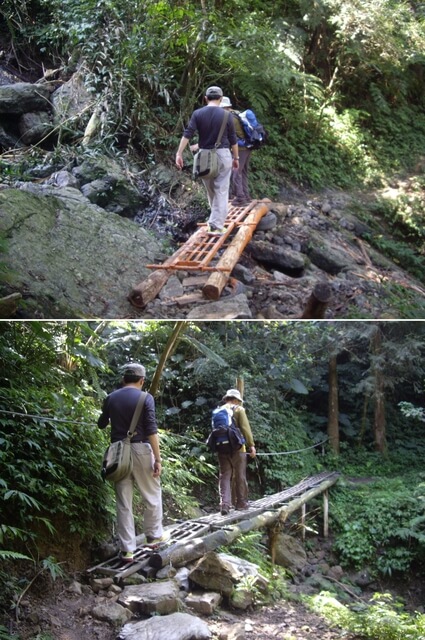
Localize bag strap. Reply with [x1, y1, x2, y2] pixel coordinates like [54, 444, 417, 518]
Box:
[214, 110, 230, 148]
[128, 391, 147, 439]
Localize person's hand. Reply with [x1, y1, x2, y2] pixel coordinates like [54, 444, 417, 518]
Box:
[249, 445, 256, 458]
[190, 143, 199, 153]
[153, 460, 162, 477]
[175, 153, 184, 170]
[232, 157, 239, 170]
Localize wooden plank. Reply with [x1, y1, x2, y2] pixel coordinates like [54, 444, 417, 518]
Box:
[203, 200, 271, 301]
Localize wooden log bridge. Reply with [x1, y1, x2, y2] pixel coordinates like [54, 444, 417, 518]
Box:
[87, 471, 339, 580]
[127, 199, 271, 308]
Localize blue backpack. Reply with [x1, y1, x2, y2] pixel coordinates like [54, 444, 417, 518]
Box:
[237, 110, 267, 150]
[207, 405, 245, 454]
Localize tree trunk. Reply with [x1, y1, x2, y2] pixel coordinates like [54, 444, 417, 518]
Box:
[371, 325, 387, 455]
[149, 321, 188, 397]
[300, 282, 331, 319]
[327, 354, 339, 454]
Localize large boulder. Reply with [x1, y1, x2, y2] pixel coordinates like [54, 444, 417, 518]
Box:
[0, 83, 51, 114]
[0, 187, 163, 317]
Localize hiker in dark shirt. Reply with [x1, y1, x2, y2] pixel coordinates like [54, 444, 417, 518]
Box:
[98, 362, 169, 562]
[175, 86, 239, 236]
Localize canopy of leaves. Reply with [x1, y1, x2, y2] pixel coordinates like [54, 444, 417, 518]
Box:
[1, 0, 425, 187]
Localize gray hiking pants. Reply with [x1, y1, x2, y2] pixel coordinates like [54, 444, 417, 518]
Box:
[202, 147, 233, 229]
[114, 442, 164, 552]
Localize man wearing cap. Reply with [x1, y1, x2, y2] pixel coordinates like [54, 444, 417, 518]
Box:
[175, 86, 239, 236]
[98, 362, 168, 562]
[217, 388, 256, 515]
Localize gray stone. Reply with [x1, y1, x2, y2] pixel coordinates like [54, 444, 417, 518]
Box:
[306, 232, 357, 274]
[118, 580, 181, 615]
[186, 591, 222, 615]
[189, 552, 268, 597]
[0, 83, 52, 114]
[51, 72, 91, 125]
[118, 612, 212, 640]
[91, 602, 132, 626]
[90, 577, 114, 593]
[247, 240, 305, 273]
[186, 294, 252, 319]
[273, 533, 307, 572]
[19, 111, 54, 145]
[0, 187, 162, 317]
[159, 275, 184, 300]
[231, 263, 255, 286]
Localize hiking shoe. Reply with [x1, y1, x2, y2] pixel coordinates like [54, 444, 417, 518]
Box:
[207, 224, 226, 236]
[121, 551, 134, 563]
[231, 197, 249, 206]
[145, 531, 171, 547]
[220, 506, 230, 515]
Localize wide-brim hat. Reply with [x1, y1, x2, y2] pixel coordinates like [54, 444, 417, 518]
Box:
[222, 388, 243, 403]
[221, 96, 232, 108]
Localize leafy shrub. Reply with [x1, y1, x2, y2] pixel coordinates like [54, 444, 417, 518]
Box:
[331, 476, 424, 575]
[309, 592, 425, 640]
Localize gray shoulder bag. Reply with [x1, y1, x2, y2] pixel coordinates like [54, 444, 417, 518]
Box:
[101, 391, 147, 482]
[193, 111, 230, 179]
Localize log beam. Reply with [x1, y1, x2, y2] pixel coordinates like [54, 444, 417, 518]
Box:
[149, 475, 339, 569]
[203, 199, 271, 301]
[127, 228, 206, 309]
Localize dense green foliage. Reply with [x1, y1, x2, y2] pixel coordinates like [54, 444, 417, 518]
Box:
[1, 0, 425, 190]
[0, 320, 424, 636]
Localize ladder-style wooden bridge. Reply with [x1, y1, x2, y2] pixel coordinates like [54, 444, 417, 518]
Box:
[128, 199, 271, 309]
[87, 471, 340, 581]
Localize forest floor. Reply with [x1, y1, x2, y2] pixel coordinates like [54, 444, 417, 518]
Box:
[6, 541, 424, 640]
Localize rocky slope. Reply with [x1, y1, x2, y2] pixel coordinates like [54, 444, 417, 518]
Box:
[1, 81, 424, 320]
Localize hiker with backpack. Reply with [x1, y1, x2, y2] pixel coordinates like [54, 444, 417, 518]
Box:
[221, 96, 266, 207]
[207, 388, 256, 515]
[175, 86, 239, 236]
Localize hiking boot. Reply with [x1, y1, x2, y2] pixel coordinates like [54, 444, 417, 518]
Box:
[207, 224, 226, 236]
[145, 531, 171, 547]
[231, 197, 249, 206]
[220, 506, 230, 515]
[121, 551, 134, 563]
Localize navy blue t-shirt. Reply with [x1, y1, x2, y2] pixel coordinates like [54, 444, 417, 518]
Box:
[98, 386, 157, 442]
[183, 105, 237, 149]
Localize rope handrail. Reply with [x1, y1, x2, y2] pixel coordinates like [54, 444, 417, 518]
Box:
[0, 408, 329, 456]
